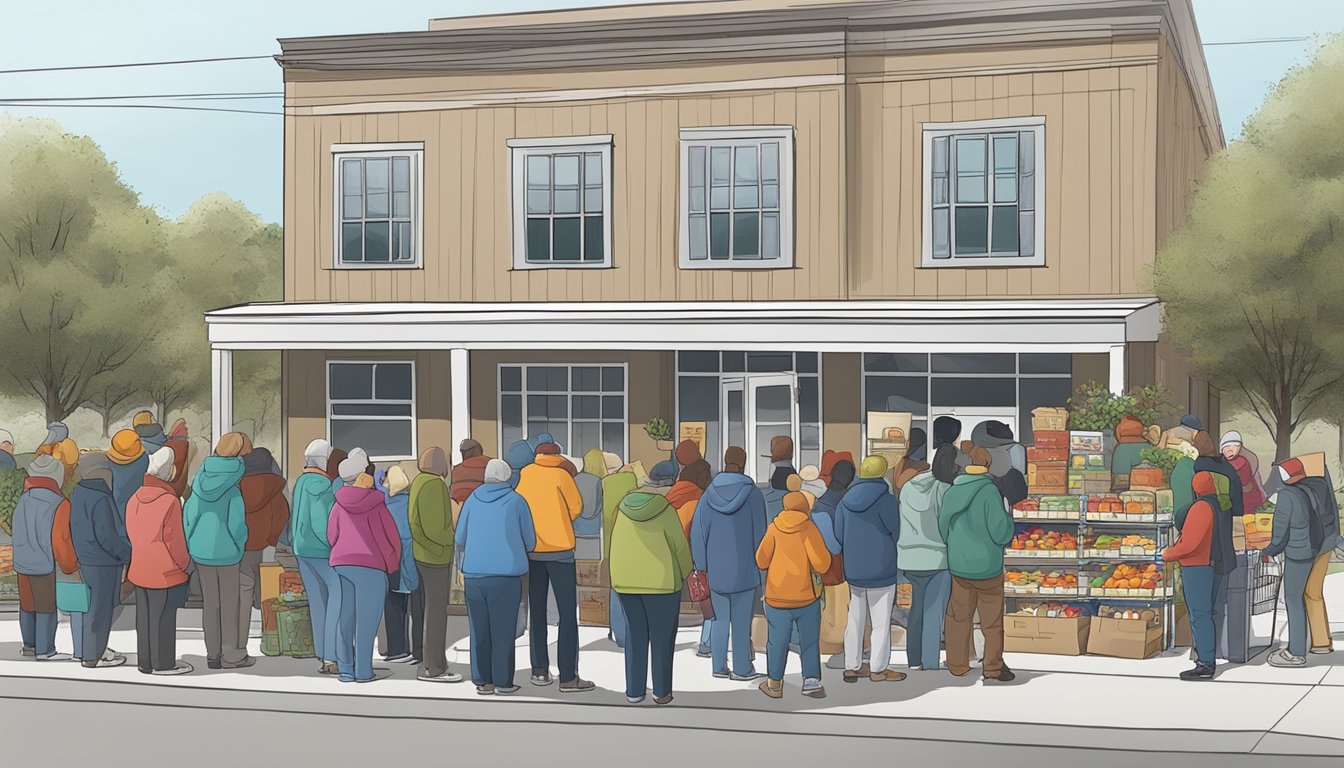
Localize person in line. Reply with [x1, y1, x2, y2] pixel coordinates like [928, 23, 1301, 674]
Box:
[814, 456, 853, 670]
[1110, 416, 1150, 487]
[291, 439, 342, 675]
[835, 455, 904, 683]
[450, 439, 492, 524]
[798, 465, 827, 498]
[602, 453, 639, 649]
[1299, 466, 1340, 655]
[127, 447, 193, 675]
[1264, 459, 1324, 668]
[517, 439, 592, 692]
[668, 458, 711, 539]
[107, 428, 149, 525]
[133, 411, 168, 453]
[328, 453, 401, 683]
[184, 432, 253, 670]
[13, 454, 70, 660]
[1163, 470, 1221, 680]
[68, 452, 131, 668]
[610, 486, 693, 705]
[940, 446, 1015, 683]
[409, 446, 463, 684]
[760, 436, 797, 521]
[0, 428, 16, 472]
[891, 428, 929, 492]
[1220, 432, 1267, 512]
[897, 454, 954, 671]
[380, 466, 423, 665]
[1189, 428, 1243, 661]
[756, 491, 831, 699]
[574, 450, 608, 561]
[691, 446, 766, 681]
[505, 439, 536, 489]
[165, 419, 193, 499]
[35, 421, 79, 487]
[238, 447, 290, 654]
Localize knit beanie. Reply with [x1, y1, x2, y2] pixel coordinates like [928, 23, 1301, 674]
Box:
[782, 491, 811, 513]
[674, 440, 702, 466]
[484, 458, 512, 484]
[829, 459, 856, 488]
[385, 465, 411, 496]
[786, 474, 803, 492]
[460, 439, 484, 459]
[338, 454, 368, 483]
[932, 416, 962, 450]
[723, 446, 747, 473]
[77, 451, 114, 486]
[304, 439, 333, 468]
[132, 411, 156, 428]
[147, 447, 176, 481]
[1219, 431, 1243, 451]
[859, 455, 888, 479]
[107, 429, 145, 465]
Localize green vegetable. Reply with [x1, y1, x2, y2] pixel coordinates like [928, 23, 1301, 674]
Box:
[1139, 447, 1184, 481]
[0, 469, 24, 536]
[1068, 382, 1175, 432]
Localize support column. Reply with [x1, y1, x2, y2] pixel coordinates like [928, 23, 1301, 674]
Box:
[1108, 344, 1126, 396]
[211, 348, 234, 447]
[450, 348, 470, 465]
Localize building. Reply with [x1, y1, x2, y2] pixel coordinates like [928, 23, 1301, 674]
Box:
[206, 0, 1223, 481]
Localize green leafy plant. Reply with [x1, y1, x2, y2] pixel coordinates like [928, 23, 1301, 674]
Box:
[0, 469, 23, 536]
[1140, 447, 1185, 481]
[644, 418, 672, 442]
[1068, 382, 1177, 432]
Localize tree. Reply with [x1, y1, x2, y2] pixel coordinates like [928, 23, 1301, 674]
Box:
[85, 367, 142, 438]
[1152, 35, 1344, 462]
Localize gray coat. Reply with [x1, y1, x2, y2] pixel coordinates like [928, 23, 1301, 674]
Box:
[1264, 485, 1317, 563]
[12, 485, 64, 576]
[1298, 476, 1342, 556]
[573, 471, 603, 539]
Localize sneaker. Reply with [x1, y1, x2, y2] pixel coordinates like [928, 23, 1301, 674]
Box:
[626, 694, 646, 704]
[758, 679, 783, 699]
[696, 644, 711, 658]
[319, 661, 338, 675]
[418, 670, 464, 683]
[559, 677, 595, 693]
[151, 661, 194, 676]
[1268, 650, 1306, 668]
[222, 656, 256, 669]
[476, 684, 496, 696]
[712, 669, 730, 679]
[802, 678, 826, 699]
[985, 667, 1016, 683]
[82, 656, 127, 669]
[35, 652, 72, 662]
[842, 664, 872, 683]
[1310, 647, 1334, 655]
[207, 658, 222, 670]
[870, 669, 907, 682]
[654, 694, 674, 706]
[729, 669, 764, 682]
[495, 685, 520, 695]
[531, 672, 554, 687]
[21, 646, 35, 657]
[383, 653, 411, 664]
[1179, 664, 1216, 681]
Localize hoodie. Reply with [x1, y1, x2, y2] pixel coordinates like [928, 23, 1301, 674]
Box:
[666, 480, 703, 538]
[755, 509, 831, 608]
[409, 472, 454, 566]
[691, 472, 767, 594]
[126, 477, 191, 589]
[12, 478, 67, 576]
[69, 477, 132, 568]
[457, 482, 536, 578]
[516, 454, 583, 554]
[610, 492, 693, 594]
[504, 440, 535, 489]
[328, 486, 401, 572]
[290, 469, 338, 560]
[834, 478, 901, 588]
[450, 454, 492, 504]
[109, 453, 151, 527]
[240, 460, 290, 552]
[938, 472, 1013, 581]
[601, 471, 639, 560]
[182, 456, 248, 566]
[897, 471, 951, 572]
[760, 462, 797, 521]
[382, 485, 419, 592]
[1163, 472, 1217, 567]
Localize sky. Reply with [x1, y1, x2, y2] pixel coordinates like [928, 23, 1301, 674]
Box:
[2, 0, 1342, 224]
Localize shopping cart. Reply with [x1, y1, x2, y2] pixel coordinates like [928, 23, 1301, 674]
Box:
[1250, 554, 1283, 617]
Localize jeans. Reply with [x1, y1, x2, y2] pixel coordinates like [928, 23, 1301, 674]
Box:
[616, 591, 680, 699]
[699, 617, 712, 648]
[384, 582, 425, 660]
[466, 576, 522, 688]
[135, 584, 186, 673]
[846, 584, 896, 673]
[1212, 569, 1228, 660]
[766, 601, 821, 682]
[237, 550, 264, 649]
[528, 559, 578, 681]
[335, 565, 388, 682]
[905, 569, 952, 670]
[1283, 558, 1313, 658]
[710, 589, 758, 676]
[20, 611, 58, 656]
[197, 563, 246, 664]
[1181, 564, 1217, 666]
[298, 556, 342, 664]
[610, 587, 628, 648]
[417, 561, 453, 678]
[66, 611, 84, 660]
[82, 565, 123, 662]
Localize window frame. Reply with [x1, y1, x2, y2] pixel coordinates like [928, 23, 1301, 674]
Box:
[678, 126, 795, 270]
[920, 118, 1046, 268]
[325, 359, 418, 462]
[330, 142, 425, 270]
[496, 362, 630, 460]
[507, 135, 614, 270]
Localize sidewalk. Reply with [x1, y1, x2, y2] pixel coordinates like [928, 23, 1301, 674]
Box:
[3, 575, 1343, 758]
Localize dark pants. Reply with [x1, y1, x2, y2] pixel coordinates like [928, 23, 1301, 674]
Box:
[416, 561, 452, 678]
[617, 591, 680, 700]
[82, 565, 123, 662]
[135, 583, 186, 672]
[466, 576, 522, 687]
[946, 573, 1005, 678]
[1181, 564, 1217, 666]
[906, 569, 952, 670]
[1283, 558, 1313, 658]
[1213, 569, 1228, 659]
[528, 559, 578, 681]
[384, 582, 425, 660]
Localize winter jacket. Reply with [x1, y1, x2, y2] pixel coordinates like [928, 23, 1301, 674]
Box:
[1170, 457, 1196, 523]
[897, 471, 950, 572]
[12, 478, 66, 576]
[328, 486, 401, 573]
[383, 489, 419, 592]
[408, 472, 453, 565]
[69, 478, 131, 568]
[504, 440, 535, 489]
[1228, 454, 1267, 511]
[812, 486, 845, 555]
[938, 472, 1014, 581]
[449, 454, 491, 504]
[516, 454, 583, 554]
[182, 456, 248, 567]
[1299, 475, 1343, 555]
[126, 477, 190, 589]
[834, 478, 901, 588]
[1263, 483, 1321, 563]
[573, 471, 604, 539]
[760, 463, 796, 522]
[601, 471, 639, 560]
[109, 453, 150, 527]
[290, 469, 338, 560]
[892, 457, 930, 492]
[610, 492, 693, 595]
[0, 449, 15, 472]
[666, 480, 703, 538]
[1163, 472, 1217, 567]
[755, 509, 831, 609]
[691, 472, 767, 594]
[457, 483, 536, 578]
[1110, 443, 1147, 479]
[240, 471, 290, 552]
[1193, 455, 1242, 574]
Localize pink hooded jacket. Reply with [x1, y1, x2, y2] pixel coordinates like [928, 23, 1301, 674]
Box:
[327, 486, 401, 573]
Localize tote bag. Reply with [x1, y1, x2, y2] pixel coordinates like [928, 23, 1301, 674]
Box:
[56, 581, 91, 614]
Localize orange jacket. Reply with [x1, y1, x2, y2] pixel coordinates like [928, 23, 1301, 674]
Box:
[755, 509, 831, 609]
[516, 454, 583, 553]
[665, 480, 703, 539]
[52, 496, 78, 576]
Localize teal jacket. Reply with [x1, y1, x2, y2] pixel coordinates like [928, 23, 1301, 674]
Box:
[290, 469, 338, 560]
[182, 456, 248, 566]
[938, 472, 1013, 581]
[897, 471, 950, 572]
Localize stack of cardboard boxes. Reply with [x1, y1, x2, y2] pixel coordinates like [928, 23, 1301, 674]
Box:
[1027, 407, 1070, 496]
[1068, 431, 1115, 496]
[577, 558, 609, 627]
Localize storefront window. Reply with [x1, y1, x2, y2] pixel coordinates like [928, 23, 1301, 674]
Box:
[498, 363, 626, 458]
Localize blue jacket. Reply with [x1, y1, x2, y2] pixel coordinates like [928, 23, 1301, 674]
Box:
[69, 478, 131, 568]
[382, 489, 419, 592]
[0, 449, 15, 472]
[834, 478, 901, 588]
[109, 453, 150, 528]
[182, 456, 248, 566]
[290, 470, 338, 560]
[457, 482, 536, 578]
[759, 463, 796, 522]
[505, 440, 534, 489]
[691, 472, 766, 594]
[812, 486, 845, 555]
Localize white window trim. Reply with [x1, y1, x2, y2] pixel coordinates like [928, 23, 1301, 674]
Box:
[331, 142, 425, 271]
[496, 362, 630, 461]
[326, 359, 418, 463]
[678, 125, 795, 270]
[921, 117, 1046, 269]
[508, 135, 614, 270]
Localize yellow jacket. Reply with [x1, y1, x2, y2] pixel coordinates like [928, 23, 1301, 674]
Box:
[516, 454, 583, 553]
[755, 509, 831, 609]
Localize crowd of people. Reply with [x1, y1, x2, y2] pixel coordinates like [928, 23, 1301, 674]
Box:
[4, 410, 1339, 700]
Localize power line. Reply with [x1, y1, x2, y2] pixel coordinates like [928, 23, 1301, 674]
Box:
[0, 91, 283, 102]
[0, 54, 274, 75]
[1204, 36, 1311, 46]
[0, 102, 281, 116]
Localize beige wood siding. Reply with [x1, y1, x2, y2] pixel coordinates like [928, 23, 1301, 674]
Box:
[1155, 37, 1214, 252]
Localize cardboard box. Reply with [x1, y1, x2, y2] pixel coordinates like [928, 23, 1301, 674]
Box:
[1031, 407, 1070, 432]
[1029, 485, 1068, 497]
[1032, 431, 1070, 451]
[1027, 445, 1069, 463]
[578, 586, 609, 627]
[576, 559, 608, 588]
[1028, 462, 1067, 488]
[1087, 615, 1164, 659]
[1005, 615, 1090, 656]
[1297, 452, 1327, 478]
[1174, 602, 1191, 648]
[260, 563, 284, 605]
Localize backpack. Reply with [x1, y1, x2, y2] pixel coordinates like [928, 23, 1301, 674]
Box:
[1284, 486, 1326, 555]
[1210, 472, 1233, 514]
[991, 468, 1029, 507]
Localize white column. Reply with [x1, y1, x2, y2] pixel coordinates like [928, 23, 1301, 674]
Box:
[211, 348, 234, 447]
[1108, 344, 1127, 396]
[450, 348, 470, 465]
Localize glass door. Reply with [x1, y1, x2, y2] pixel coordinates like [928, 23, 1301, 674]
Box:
[720, 374, 799, 481]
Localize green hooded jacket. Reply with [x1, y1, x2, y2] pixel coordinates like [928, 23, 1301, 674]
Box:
[409, 472, 453, 565]
[602, 471, 639, 560]
[938, 472, 1014, 581]
[609, 491, 693, 594]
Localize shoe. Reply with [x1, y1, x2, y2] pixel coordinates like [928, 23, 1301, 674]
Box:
[531, 672, 554, 687]
[712, 670, 730, 679]
[870, 670, 907, 682]
[802, 678, 826, 699]
[759, 679, 784, 699]
[1310, 647, 1334, 655]
[1179, 664, 1216, 681]
[476, 684, 496, 695]
[418, 670, 464, 683]
[984, 668, 1016, 683]
[908, 665, 923, 672]
[843, 663, 873, 683]
[627, 694, 646, 704]
[696, 644, 711, 658]
[495, 685, 520, 695]
[35, 652, 72, 662]
[222, 656, 256, 669]
[21, 646, 35, 657]
[1268, 650, 1306, 668]
[207, 658, 222, 670]
[355, 677, 378, 683]
[729, 669, 764, 682]
[559, 677, 595, 693]
[103, 649, 122, 661]
[151, 661, 194, 676]
[654, 694, 674, 706]
[383, 653, 411, 664]
[339, 676, 355, 683]
[82, 656, 127, 669]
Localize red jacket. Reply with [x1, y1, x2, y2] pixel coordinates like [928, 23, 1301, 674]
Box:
[1163, 472, 1218, 567]
[126, 477, 191, 589]
[240, 472, 291, 551]
[449, 454, 491, 504]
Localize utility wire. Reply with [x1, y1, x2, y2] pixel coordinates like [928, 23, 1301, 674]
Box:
[0, 54, 274, 75]
[0, 91, 283, 102]
[0, 102, 281, 116]
[1203, 36, 1311, 46]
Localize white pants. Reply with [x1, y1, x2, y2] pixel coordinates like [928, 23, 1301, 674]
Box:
[845, 584, 895, 673]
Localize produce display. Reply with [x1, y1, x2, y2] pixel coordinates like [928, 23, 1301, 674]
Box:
[1010, 601, 1089, 619]
[1097, 605, 1162, 627]
[1244, 502, 1275, 550]
[1005, 570, 1079, 596]
[1013, 495, 1081, 519]
[1084, 533, 1158, 558]
[1088, 563, 1168, 597]
[1087, 490, 1168, 522]
[0, 544, 12, 574]
[0, 469, 23, 536]
[1009, 526, 1078, 557]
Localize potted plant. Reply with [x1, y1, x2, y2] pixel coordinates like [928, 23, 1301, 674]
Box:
[645, 418, 674, 452]
[1068, 382, 1175, 433]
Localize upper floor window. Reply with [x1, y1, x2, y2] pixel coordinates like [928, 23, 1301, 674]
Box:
[332, 143, 423, 269]
[508, 135, 613, 269]
[922, 118, 1045, 267]
[679, 126, 794, 269]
